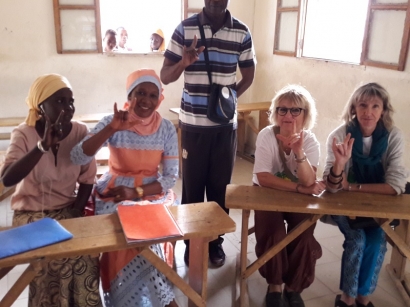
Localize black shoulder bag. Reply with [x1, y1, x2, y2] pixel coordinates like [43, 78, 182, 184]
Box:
[197, 17, 237, 124]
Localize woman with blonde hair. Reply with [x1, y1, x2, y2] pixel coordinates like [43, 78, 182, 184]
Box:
[324, 82, 408, 307]
[253, 84, 325, 307]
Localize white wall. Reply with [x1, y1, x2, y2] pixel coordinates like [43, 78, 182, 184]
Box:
[0, 0, 255, 119]
[0, 0, 408, 177]
[250, 0, 410, 176]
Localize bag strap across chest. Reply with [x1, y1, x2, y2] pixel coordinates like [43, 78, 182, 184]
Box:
[197, 16, 213, 86]
[272, 126, 298, 183]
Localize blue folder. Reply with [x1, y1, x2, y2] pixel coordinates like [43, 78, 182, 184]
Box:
[0, 217, 73, 259]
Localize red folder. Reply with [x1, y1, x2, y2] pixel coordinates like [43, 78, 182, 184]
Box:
[117, 204, 183, 243]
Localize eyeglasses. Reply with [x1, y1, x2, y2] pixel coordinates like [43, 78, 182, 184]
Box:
[276, 107, 304, 117]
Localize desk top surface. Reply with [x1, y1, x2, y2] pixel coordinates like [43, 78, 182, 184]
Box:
[169, 102, 271, 116]
[0, 113, 111, 127]
[226, 184, 410, 219]
[237, 101, 271, 112]
[0, 202, 235, 267]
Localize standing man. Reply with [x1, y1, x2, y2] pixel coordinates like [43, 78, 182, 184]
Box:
[161, 0, 256, 267]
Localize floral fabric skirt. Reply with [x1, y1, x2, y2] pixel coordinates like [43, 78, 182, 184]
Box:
[13, 208, 102, 307]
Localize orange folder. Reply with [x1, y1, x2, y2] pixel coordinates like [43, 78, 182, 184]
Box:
[117, 204, 183, 243]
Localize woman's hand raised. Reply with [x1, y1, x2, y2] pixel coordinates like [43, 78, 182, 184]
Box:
[109, 102, 143, 132]
[276, 121, 303, 155]
[332, 133, 354, 173]
[41, 110, 65, 150]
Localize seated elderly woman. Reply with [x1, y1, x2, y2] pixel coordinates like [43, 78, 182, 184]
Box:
[324, 83, 408, 307]
[71, 69, 179, 307]
[0, 74, 101, 306]
[253, 85, 325, 307]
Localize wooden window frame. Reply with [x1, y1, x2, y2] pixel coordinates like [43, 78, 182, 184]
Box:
[184, 0, 202, 19]
[274, 0, 410, 71]
[361, 0, 410, 71]
[53, 0, 198, 54]
[273, 0, 302, 57]
[53, 0, 102, 54]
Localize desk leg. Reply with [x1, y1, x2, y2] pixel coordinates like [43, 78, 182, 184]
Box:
[237, 117, 246, 156]
[258, 109, 269, 131]
[236, 209, 250, 307]
[140, 247, 206, 307]
[389, 220, 410, 280]
[242, 112, 259, 135]
[0, 261, 42, 307]
[188, 237, 209, 307]
[386, 220, 410, 306]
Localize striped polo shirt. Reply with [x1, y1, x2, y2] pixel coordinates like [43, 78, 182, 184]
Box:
[164, 9, 256, 133]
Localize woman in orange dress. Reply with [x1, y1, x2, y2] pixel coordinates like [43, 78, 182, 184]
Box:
[71, 69, 179, 307]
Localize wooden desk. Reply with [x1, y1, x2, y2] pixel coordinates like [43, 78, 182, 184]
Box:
[169, 102, 271, 133]
[0, 113, 111, 142]
[236, 102, 270, 159]
[225, 184, 410, 307]
[0, 202, 236, 307]
[169, 102, 271, 160]
[170, 107, 180, 115]
[0, 113, 111, 128]
[237, 102, 270, 134]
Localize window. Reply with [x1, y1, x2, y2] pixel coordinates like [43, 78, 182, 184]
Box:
[100, 0, 181, 53]
[274, 0, 410, 71]
[52, 0, 203, 54]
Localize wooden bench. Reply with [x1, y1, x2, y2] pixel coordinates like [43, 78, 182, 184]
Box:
[0, 133, 10, 141]
[0, 113, 111, 143]
[0, 113, 111, 128]
[225, 184, 410, 307]
[95, 146, 110, 166]
[0, 201, 236, 307]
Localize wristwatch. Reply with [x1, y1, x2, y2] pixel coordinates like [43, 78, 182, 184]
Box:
[135, 186, 144, 198]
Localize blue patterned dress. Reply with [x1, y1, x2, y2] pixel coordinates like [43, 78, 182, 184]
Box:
[71, 115, 179, 307]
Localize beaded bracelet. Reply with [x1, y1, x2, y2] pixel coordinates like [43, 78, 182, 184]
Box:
[294, 154, 307, 163]
[327, 175, 343, 185]
[329, 166, 343, 178]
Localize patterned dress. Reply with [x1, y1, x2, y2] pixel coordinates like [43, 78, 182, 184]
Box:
[2, 121, 101, 307]
[71, 115, 179, 307]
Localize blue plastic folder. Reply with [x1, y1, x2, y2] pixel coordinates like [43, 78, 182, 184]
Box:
[0, 217, 73, 259]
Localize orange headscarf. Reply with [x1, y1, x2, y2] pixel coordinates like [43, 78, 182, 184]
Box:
[25, 74, 72, 126]
[123, 69, 164, 136]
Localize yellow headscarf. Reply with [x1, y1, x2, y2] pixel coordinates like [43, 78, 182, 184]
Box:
[25, 74, 72, 126]
[151, 29, 165, 52]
